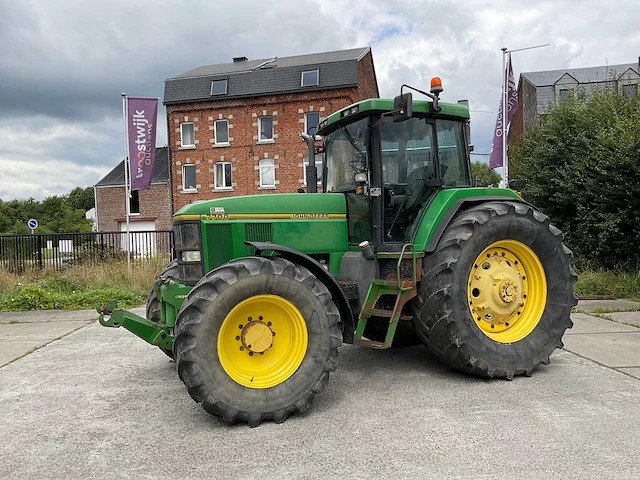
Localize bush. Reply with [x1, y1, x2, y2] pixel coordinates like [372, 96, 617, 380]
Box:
[510, 88, 640, 269]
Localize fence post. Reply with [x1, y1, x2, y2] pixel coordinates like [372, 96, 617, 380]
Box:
[36, 234, 43, 269]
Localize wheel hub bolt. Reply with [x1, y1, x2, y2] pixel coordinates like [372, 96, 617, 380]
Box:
[482, 262, 490, 270]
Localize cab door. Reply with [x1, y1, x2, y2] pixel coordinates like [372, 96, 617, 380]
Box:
[322, 116, 373, 246]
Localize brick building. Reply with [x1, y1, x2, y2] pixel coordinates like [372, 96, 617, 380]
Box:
[94, 147, 171, 232]
[163, 47, 379, 211]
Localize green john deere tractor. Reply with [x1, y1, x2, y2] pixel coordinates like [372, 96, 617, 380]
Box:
[98, 80, 577, 426]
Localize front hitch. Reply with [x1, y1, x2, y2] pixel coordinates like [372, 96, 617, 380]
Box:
[96, 301, 173, 350]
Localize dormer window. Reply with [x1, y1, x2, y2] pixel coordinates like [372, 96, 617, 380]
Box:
[301, 69, 319, 87]
[211, 79, 228, 95]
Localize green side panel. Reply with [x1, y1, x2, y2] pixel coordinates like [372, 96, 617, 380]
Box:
[318, 98, 470, 133]
[174, 192, 347, 217]
[201, 217, 349, 272]
[413, 188, 522, 251]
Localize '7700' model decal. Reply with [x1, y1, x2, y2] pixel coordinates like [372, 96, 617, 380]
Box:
[173, 213, 346, 221]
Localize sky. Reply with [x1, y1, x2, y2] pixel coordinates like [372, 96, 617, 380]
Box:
[1, 0, 639, 200]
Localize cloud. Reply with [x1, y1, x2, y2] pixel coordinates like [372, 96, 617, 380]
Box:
[1, 0, 639, 199]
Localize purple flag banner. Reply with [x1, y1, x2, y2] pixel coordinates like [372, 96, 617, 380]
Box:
[489, 54, 519, 170]
[127, 97, 158, 191]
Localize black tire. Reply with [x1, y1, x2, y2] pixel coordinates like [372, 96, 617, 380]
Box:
[173, 256, 341, 426]
[411, 201, 577, 379]
[146, 259, 179, 358]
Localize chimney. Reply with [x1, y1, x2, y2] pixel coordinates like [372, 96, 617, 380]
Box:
[233, 56, 248, 63]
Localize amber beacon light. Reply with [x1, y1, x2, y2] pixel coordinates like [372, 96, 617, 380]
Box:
[430, 76, 443, 94]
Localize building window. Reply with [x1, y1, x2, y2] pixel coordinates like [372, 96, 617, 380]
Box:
[258, 116, 274, 142]
[180, 122, 195, 147]
[214, 120, 229, 145]
[214, 162, 232, 189]
[305, 112, 320, 135]
[303, 154, 323, 186]
[623, 84, 637, 97]
[259, 159, 275, 188]
[559, 89, 570, 101]
[182, 164, 197, 192]
[129, 190, 140, 214]
[301, 69, 319, 87]
[211, 79, 228, 95]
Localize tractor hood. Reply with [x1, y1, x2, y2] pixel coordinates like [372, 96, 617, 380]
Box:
[173, 193, 347, 221]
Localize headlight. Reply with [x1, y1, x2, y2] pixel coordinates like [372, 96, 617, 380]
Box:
[181, 251, 201, 262]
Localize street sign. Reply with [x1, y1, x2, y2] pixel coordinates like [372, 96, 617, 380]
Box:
[28, 218, 38, 233]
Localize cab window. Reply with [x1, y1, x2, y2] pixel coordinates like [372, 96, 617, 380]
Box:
[436, 120, 470, 187]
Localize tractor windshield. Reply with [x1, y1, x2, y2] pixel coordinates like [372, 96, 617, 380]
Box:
[324, 117, 368, 193]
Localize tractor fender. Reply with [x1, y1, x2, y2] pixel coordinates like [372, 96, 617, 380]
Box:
[244, 241, 354, 344]
[425, 196, 534, 253]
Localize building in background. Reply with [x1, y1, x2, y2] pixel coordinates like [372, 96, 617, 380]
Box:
[510, 59, 640, 143]
[163, 47, 379, 211]
[94, 147, 171, 233]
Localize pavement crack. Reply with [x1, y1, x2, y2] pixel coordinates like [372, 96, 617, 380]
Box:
[0, 321, 94, 369]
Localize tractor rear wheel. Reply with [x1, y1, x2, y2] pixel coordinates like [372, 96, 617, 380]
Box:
[146, 259, 179, 358]
[173, 256, 341, 426]
[411, 201, 577, 379]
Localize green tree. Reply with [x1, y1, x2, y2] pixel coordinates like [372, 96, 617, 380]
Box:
[0, 188, 93, 234]
[509, 88, 640, 269]
[66, 187, 94, 212]
[471, 161, 502, 187]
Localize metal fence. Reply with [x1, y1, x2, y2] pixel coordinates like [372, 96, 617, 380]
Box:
[0, 230, 173, 273]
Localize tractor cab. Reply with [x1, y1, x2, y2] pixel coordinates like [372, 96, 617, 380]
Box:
[316, 79, 472, 248]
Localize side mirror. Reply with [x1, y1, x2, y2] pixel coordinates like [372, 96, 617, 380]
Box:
[508, 178, 520, 189]
[393, 93, 412, 122]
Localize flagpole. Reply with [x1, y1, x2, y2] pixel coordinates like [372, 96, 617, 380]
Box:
[121, 93, 131, 272]
[501, 43, 549, 186]
[501, 47, 508, 186]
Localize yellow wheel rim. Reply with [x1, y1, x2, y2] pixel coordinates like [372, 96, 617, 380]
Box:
[217, 294, 308, 389]
[467, 240, 546, 343]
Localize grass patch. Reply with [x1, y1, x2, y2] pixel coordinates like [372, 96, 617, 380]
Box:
[574, 269, 640, 300]
[0, 258, 167, 311]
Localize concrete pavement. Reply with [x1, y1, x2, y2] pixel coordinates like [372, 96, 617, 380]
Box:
[0, 303, 639, 479]
[0, 307, 146, 367]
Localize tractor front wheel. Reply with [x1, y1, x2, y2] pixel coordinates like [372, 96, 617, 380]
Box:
[411, 201, 577, 379]
[173, 256, 341, 426]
